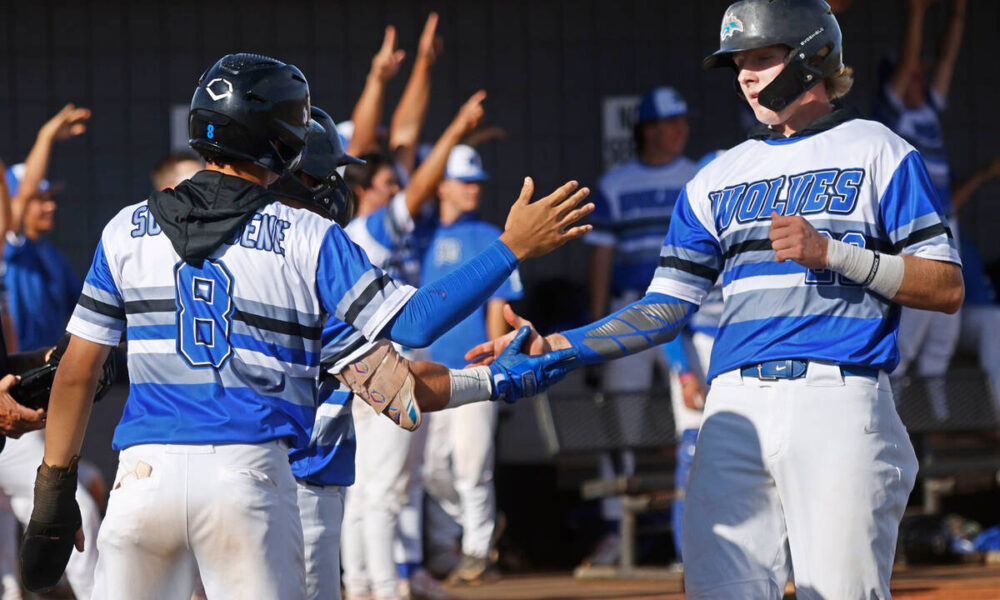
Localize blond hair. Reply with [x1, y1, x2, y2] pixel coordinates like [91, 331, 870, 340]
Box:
[824, 65, 854, 101]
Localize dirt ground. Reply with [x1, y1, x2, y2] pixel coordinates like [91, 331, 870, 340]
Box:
[442, 564, 1000, 599]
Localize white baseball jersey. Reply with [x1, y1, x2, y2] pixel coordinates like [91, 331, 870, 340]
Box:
[68, 199, 416, 451]
[650, 117, 960, 380]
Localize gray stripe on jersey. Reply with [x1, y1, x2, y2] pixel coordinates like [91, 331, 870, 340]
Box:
[723, 284, 888, 324]
[127, 353, 318, 407]
[127, 311, 176, 327]
[82, 283, 123, 308]
[887, 212, 944, 246]
[121, 286, 175, 302]
[335, 269, 382, 320]
[72, 304, 125, 332]
[231, 297, 324, 335]
[230, 320, 322, 356]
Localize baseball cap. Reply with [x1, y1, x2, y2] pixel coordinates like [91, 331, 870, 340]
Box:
[637, 86, 688, 124]
[444, 145, 489, 182]
[5, 163, 50, 198]
[335, 120, 354, 149]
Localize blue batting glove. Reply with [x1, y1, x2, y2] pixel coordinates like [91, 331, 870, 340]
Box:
[488, 326, 580, 403]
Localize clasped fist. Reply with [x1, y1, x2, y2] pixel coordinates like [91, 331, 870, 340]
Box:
[769, 212, 828, 270]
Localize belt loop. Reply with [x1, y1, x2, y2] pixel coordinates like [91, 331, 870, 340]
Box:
[805, 361, 844, 387]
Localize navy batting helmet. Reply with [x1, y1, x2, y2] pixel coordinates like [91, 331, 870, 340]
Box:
[189, 53, 311, 174]
[272, 107, 363, 227]
[703, 0, 843, 112]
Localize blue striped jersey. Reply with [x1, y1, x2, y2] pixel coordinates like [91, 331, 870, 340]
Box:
[288, 317, 375, 486]
[649, 118, 960, 381]
[68, 200, 416, 450]
[874, 83, 951, 213]
[585, 157, 699, 294]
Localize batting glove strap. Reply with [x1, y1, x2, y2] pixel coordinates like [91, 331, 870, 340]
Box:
[21, 458, 82, 592]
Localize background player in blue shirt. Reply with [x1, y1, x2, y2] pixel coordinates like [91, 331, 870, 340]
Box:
[582, 85, 698, 565]
[422, 144, 523, 585]
[3, 105, 91, 351]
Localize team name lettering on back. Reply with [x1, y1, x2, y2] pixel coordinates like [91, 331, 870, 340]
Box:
[225, 213, 291, 255]
[709, 167, 865, 231]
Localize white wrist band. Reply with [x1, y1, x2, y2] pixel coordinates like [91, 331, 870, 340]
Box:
[448, 366, 493, 407]
[825, 239, 904, 299]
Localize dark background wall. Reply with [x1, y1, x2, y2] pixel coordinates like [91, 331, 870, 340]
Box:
[2, 0, 998, 289]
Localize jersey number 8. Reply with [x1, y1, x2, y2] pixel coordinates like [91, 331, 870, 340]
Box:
[175, 260, 235, 368]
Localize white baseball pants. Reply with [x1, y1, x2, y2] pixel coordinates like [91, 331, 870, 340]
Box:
[296, 480, 345, 600]
[423, 400, 499, 559]
[0, 430, 100, 599]
[91, 441, 304, 600]
[682, 362, 917, 599]
[341, 401, 417, 599]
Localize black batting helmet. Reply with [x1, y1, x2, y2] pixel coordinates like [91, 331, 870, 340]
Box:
[272, 107, 364, 227]
[189, 53, 311, 174]
[703, 0, 843, 112]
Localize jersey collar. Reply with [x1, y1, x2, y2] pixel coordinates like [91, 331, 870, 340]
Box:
[747, 107, 861, 142]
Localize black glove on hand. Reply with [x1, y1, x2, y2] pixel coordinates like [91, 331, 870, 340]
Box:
[20, 457, 81, 592]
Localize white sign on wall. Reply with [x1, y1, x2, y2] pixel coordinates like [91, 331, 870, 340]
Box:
[170, 104, 190, 152]
[601, 95, 640, 170]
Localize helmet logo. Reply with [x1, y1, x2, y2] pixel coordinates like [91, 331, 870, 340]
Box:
[720, 14, 744, 41]
[207, 124, 215, 139]
[205, 78, 234, 101]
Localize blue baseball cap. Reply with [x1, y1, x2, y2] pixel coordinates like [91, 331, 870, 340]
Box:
[637, 86, 688, 124]
[445, 145, 489, 182]
[5, 163, 50, 198]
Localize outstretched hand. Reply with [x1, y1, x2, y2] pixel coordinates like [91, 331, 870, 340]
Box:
[488, 327, 579, 404]
[466, 304, 549, 366]
[371, 25, 406, 82]
[498, 178, 593, 261]
[452, 90, 486, 136]
[41, 104, 91, 142]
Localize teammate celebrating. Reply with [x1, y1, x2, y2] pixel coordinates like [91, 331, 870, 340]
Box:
[468, 1, 963, 596]
[19, 53, 590, 599]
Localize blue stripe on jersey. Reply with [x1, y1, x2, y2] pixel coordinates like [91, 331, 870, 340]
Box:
[880, 151, 953, 246]
[113, 382, 316, 450]
[289, 317, 366, 486]
[707, 313, 900, 380]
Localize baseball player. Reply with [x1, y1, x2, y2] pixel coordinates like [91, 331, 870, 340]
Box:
[468, 1, 964, 596]
[876, 0, 967, 421]
[20, 53, 590, 599]
[273, 114, 557, 600]
[584, 86, 697, 563]
[420, 145, 522, 585]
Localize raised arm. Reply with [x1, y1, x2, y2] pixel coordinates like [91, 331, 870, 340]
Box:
[889, 0, 929, 100]
[9, 105, 90, 235]
[390, 12, 443, 174]
[932, 0, 966, 103]
[403, 90, 485, 217]
[348, 26, 406, 157]
[951, 156, 1000, 217]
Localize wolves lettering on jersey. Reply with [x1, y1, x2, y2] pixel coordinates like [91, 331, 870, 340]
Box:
[68, 199, 416, 451]
[585, 157, 699, 293]
[710, 168, 865, 231]
[648, 118, 960, 381]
